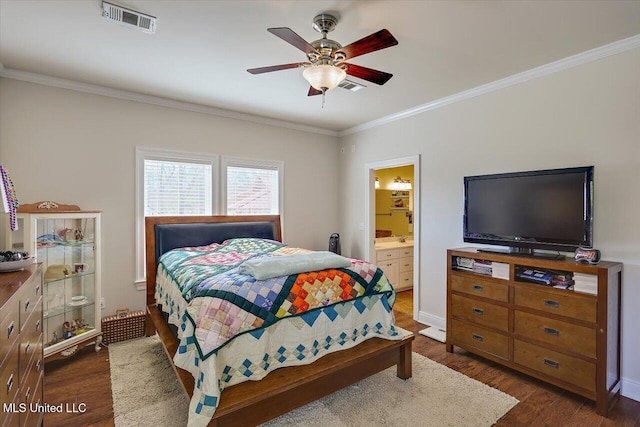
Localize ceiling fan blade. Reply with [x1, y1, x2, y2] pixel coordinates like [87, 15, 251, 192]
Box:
[307, 86, 323, 96]
[247, 63, 306, 74]
[344, 63, 393, 85]
[268, 27, 318, 55]
[337, 29, 398, 60]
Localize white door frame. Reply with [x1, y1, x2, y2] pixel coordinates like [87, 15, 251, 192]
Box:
[364, 155, 420, 320]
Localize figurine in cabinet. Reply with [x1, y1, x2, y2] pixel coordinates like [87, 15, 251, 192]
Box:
[63, 321, 74, 339]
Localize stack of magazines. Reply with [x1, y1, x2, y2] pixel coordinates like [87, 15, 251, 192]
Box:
[551, 272, 574, 289]
[454, 257, 475, 271]
[454, 257, 493, 276]
[472, 259, 492, 276]
[516, 269, 554, 285]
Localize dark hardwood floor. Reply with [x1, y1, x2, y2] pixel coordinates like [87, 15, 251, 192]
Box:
[43, 290, 640, 426]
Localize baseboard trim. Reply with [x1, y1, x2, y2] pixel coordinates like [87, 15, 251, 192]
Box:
[417, 310, 446, 330]
[622, 377, 640, 402]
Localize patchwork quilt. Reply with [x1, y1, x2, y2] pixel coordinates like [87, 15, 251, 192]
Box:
[158, 238, 396, 360]
[155, 238, 407, 426]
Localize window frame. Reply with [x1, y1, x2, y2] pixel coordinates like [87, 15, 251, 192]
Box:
[134, 147, 220, 288]
[221, 156, 284, 217]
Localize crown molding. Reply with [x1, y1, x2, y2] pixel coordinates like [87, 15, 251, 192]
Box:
[339, 34, 640, 137]
[0, 68, 339, 138]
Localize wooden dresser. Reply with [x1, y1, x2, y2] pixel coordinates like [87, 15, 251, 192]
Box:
[1, 264, 44, 427]
[446, 248, 622, 416]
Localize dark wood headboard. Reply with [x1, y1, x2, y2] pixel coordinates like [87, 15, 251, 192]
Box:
[144, 215, 282, 307]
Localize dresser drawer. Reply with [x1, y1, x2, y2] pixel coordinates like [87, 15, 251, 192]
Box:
[21, 346, 43, 405]
[397, 247, 413, 258]
[20, 328, 42, 382]
[376, 248, 399, 261]
[515, 287, 596, 322]
[450, 274, 509, 303]
[514, 339, 595, 392]
[450, 319, 509, 360]
[0, 342, 19, 407]
[20, 277, 42, 330]
[515, 311, 596, 357]
[0, 303, 20, 366]
[396, 271, 413, 290]
[451, 294, 508, 332]
[398, 256, 413, 273]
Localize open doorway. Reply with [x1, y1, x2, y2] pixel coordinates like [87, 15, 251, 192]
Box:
[364, 156, 420, 321]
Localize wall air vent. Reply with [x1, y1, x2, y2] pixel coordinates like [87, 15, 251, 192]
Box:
[339, 79, 366, 92]
[102, 1, 156, 34]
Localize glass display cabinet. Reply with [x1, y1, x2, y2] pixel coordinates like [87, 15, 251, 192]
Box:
[7, 201, 102, 359]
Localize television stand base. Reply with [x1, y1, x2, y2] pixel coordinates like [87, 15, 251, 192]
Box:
[477, 248, 565, 260]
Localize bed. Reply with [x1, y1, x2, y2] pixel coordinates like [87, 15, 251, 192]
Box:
[145, 215, 414, 426]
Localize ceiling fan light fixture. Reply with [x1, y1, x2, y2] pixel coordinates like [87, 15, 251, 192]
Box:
[302, 65, 346, 91]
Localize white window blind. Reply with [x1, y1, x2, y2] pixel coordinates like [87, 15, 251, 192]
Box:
[144, 159, 212, 216]
[226, 166, 279, 215]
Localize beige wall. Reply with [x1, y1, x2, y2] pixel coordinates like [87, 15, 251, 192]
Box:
[338, 48, 640, 397]
[0, 79, 340, 314]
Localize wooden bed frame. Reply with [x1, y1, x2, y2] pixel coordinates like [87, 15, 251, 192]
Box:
[145, 215, 414, 426]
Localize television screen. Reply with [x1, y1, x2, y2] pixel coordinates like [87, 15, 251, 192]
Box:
[463, 166, 594, 254]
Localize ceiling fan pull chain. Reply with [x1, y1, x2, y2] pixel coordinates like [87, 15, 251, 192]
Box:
[322, 88, 326, 108]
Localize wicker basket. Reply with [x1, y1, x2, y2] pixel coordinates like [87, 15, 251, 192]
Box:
[101, 308, 146, 344]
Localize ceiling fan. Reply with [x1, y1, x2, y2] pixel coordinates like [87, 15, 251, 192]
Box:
[247, 13, 398, 104]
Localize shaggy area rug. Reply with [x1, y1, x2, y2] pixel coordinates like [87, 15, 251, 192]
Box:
[109, 335, 518, 426]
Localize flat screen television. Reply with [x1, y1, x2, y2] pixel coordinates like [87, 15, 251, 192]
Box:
[463, 166, 594, 259]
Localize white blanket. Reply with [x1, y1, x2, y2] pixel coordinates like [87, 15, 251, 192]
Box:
[239, 251, 352, 280]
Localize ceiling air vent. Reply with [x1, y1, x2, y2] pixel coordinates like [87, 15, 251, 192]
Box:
[339, 79, 366, 92]
[102, 1, 156, 34]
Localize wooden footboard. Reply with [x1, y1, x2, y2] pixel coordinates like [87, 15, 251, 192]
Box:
[147, 304, 414, 426]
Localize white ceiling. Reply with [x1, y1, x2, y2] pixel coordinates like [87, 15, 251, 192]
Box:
[1, 1, 640, 133]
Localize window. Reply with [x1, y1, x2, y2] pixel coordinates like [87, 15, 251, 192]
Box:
[135, 148, 219, 286]
[134, 150, 283, 288]
[144, 159, 212, 216]
[222, 157, 283, 215]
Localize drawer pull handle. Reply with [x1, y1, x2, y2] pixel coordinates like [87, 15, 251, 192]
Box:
[472, 284, 484, 292]
[24, 298, 30, 312]
[544, 327, 560, 336]
[544, 299, 559, 308]
[544, 358, 560, 369]
[36, 359, 42, 373]
[472, 307, 484, 316]
[7, 321, 14, 339]
[472, 333, 484, 342]
[25, 341, 31, 354]
[36, 284, 41, 295]
[25, 386, 31, 402]
[7, 374, 13, 394]
[36, 319, 41, 332]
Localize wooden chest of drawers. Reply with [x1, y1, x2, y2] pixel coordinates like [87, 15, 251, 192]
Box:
[446, 248, 622, 416]
[0, 264, 44, 427]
